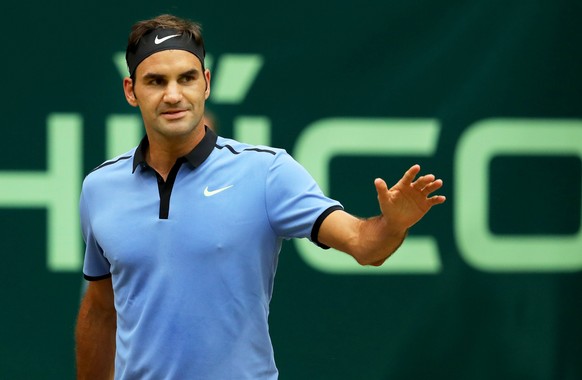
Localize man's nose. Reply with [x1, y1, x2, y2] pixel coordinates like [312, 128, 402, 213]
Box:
[163, 82, 182, 104]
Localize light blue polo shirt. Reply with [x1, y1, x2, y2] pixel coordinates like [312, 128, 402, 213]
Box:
[80, 128, 342, 379]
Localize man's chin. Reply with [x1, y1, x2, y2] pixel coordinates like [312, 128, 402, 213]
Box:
[159, 121, 203, 137]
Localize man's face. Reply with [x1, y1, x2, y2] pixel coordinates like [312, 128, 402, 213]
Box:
[123, 49, 210, 142]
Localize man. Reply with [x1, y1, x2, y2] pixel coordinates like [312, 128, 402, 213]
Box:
[75, 14, 446, 380]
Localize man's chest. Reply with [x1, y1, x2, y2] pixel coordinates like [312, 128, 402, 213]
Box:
[90, 169, 273, 271]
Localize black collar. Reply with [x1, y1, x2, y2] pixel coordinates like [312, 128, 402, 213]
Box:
[132, 126, 218, 173]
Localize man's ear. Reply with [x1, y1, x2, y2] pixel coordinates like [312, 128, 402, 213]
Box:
[204, 69, 211, 100]
[123, 77, 138, 107]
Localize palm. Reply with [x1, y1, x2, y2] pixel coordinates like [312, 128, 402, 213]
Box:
[375, 165, 446, 229]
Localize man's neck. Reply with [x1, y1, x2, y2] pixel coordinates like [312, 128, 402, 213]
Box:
[146, 128, 205, 181]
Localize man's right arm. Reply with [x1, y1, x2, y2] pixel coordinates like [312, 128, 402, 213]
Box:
[75, 277, 116, 380]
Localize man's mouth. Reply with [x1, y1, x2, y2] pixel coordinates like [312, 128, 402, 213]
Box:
[161, 109, 187, 120]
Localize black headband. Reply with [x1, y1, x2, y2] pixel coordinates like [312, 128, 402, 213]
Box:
[126, 28, 205, 76]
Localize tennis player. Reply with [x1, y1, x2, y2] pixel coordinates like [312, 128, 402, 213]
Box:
[75, 13, 446, 380]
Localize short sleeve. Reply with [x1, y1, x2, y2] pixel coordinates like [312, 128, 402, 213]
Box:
[80, 184, 111, 281]
[265, 151, 343, 245]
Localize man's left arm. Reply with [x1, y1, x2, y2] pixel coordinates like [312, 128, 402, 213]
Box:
[317, 164, 446, 266]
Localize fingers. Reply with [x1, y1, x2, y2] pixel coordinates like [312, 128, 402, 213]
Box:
[421, 178, 446, 206]
[419, 178, 443, 195]
[390, 165, 447, 200]
[405, 166, 447, 204]
[400, 164, 421, 186]
[428, 194, 447, 205]
[413, 174, 436, 191]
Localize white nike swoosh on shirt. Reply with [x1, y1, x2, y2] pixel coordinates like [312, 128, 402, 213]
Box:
[154, 34, 181, 44]
[204, 185, 234, 197]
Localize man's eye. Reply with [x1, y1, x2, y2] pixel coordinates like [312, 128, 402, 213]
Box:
[180, 76, 195, 84]
[146, 78, 164, 86]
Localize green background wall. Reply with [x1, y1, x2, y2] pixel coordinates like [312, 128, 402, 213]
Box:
[1, 0, 580, 378]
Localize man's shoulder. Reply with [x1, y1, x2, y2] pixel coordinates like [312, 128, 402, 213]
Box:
[83, 149, 136, 184]
[215, 136, 282, 155]
[213, 136, 286, 162]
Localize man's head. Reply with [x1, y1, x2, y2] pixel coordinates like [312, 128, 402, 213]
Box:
[122, 14, 211, 142]
[125, 14, 206, 80]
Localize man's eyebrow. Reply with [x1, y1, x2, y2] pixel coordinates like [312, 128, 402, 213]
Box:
[142, 73, 165, 81]
[179, 69, 199, 77]
[141, 69, 199, 81]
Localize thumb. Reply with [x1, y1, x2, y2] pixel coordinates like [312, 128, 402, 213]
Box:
[374, 177, 388, 191]
[374, 178, 390, 205]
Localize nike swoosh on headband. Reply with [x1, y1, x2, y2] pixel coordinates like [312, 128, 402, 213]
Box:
[154, 34, 181, 44]
[127, 28, 205, 76]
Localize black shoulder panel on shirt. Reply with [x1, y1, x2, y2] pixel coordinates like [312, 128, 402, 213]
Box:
[91, 155, 133, 173]
[215, 144, 276, 156]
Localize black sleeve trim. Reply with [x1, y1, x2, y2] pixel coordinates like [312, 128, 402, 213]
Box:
[84, 273, 112, 281]
[311, 205, 344, 249]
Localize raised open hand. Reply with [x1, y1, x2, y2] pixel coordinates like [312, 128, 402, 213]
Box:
[375, 164, 446, 230]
